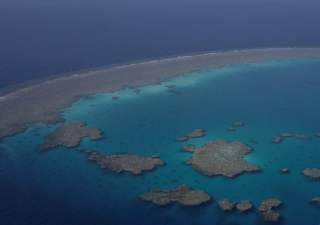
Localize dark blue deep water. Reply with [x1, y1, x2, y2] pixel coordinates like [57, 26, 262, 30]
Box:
[1, 0, 320, 89]
[1, 58, 320, 224]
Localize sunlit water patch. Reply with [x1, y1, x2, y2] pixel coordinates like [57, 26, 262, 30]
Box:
[1, 58, 320, 225]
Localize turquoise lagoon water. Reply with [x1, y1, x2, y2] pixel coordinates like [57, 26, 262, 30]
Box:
[1, 58, 320, 225]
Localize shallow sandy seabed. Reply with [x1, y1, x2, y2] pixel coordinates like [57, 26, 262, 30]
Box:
[1, 48, 320, 139]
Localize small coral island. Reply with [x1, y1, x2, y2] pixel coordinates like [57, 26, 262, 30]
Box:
[184, 139, 260, 177]
[87, 151, 164, 174]
[258, 199, 281, 222]
[303, 168, 320, 179]
[140, 185, 211, 206]
[38, 122, 102, 151]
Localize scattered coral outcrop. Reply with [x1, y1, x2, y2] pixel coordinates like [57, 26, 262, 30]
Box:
[281, 133, 310, 139]
[88, 152, 164, 174]
[234, 122, 244, 126]
[38, 122, 102, 151]
[281, 168, 289, 173]
[250, 139, 258, 144]
[218, 199, 236, 211]
[112, 97, 119, 100]
[177, 129, 205, 142]
[183, 144, 196, 153]
[236, 200, 253, 212]
[186, 129, 205, 138]
[277, 133, 310, 143]
[185, 139, 260, 177]
[303, 168, 320, 179]
[261, 210, 281, 222]
[139, 185, 211, 206]
[282, 133, 294, 137]
[311, 197, 320, 203]
[177, 137, 188, 142]
[258, 199, 281, 222]
[316, 134, 320, 138]
[294, 134, 309, 139]
[165, 85, 176, 88]
[228, 127, 235, 131]
[271, 137, 282, 143]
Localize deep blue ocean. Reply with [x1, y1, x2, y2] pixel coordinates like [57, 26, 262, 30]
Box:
[1, 0, 320, 225]
[1, 0, 320, 90]
[1, 58, 320, 224]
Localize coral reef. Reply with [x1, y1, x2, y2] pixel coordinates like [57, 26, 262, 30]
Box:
[38, 122, 102, 151]
[88, 152, 164, 174]
[112, 97, 119, 100]
[165, 85, 176, 88]
[177, 137, 188, 142]
[185, 139, 260, 177]
[140, 184, 211, 206]
[236, 200, 253, 212]
[294, 134, 309, 139]
[261, 210, 281, 222]
[183, 144, 196, 152]
[218, 199, 236, 211]
[271, 137, 282, 143]
[282, 133, 294, 137]
[1, 49, 320, 140]
[186, 129, 205, 138]
[303, 168, 320, 179]
[258, 198, 281, 222]
[311, 197, 320, 203]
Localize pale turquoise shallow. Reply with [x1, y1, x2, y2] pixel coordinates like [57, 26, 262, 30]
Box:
[1, 58, 320, 225]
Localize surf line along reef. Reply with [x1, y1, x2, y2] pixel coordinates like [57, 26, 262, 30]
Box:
[1, 48, 320, 140]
